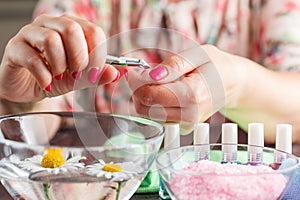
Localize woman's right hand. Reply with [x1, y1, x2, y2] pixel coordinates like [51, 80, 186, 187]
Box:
[0, 14, 119, 104]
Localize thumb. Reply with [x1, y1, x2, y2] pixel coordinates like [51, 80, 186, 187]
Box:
[127, 45, 211, 89]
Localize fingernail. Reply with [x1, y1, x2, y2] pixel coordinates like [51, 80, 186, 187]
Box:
[112, 71, 120, 83]
[124, 68, 128, 81]
[149, 65, 168, 81]
[88, 67, 100, 83]
[54, 74, 63, 80]
[45, 83, 52, 91]
[72, 71, 82, 80]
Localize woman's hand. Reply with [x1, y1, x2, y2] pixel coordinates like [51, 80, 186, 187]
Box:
[128, 45, 300, 143]
[127, 45, 247, 127]
[0, 14, 119, 104]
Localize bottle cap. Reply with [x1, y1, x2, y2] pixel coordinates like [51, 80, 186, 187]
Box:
[276, 124, 292, 154]
[248, 123, 264, 146]
[221, 123, 238, 152]
[193, 123, 209, 145]
[164, 123, 180, 149]
[222, 123, 238, 144]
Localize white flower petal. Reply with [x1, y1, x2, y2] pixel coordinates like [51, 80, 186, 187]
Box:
[85, 160, 144, 181]
[65, 156, 86, 164]
[16, 154, 86, 177]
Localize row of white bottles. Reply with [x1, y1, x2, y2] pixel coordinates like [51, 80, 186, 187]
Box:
[192, 122, 293, 164]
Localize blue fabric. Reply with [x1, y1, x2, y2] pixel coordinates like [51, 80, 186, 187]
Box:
[282, 163, 300, 199]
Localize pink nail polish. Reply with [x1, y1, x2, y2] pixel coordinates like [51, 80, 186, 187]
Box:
[88, 67, 100, 83]
[112, 71, 120, 83]
[55, 74, 64, 80]
[72, 71, 82, 80]
[45, 83, 52, 91]
[149, 65, 168, 81]
[124, 68, 128, 81]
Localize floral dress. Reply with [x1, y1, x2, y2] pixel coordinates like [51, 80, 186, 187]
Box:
[33, 0, 300, 113]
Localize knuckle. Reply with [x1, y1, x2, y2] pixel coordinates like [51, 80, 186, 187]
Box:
[63, 21, 82, 36]
[44, 32, 61, 48]
[140, 95, 153, 106]
[32, 14, 49, 24]
[87, 25, 105, 38]
[137, 87, 154, 106]
[167, 55, 185, 72]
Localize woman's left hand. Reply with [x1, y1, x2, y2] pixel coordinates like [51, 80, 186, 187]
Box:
[127, 45, 247, 127]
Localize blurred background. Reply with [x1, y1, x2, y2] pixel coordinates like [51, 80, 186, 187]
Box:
[0, 2, 36, 198]
[0, 0, 36, 59]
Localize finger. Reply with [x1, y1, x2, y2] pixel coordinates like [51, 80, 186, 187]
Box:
[65, 15, 107, 70]
[19, 24, 67, 77]
[97, 64, 119, 85]
[33, 14, 89, 73]
[127, 45, 211, 90]
[132, 70, 209, 107]
[5, 40, 52, 89]
[133, 99, 201, 123]
[71, 64, 119, 90]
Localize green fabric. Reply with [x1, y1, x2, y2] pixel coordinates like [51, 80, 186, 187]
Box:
[136, 163, 160, 193]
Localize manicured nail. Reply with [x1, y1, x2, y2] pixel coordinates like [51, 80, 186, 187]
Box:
[72, 71, 82, 80]
[112, 71, 120, 83]
[124, 68, 128, 81]
[88, 67, 100, 83]
[149, 65, 168, 81]
[54, 74, 63, 80]
[45, 83, 52, 91]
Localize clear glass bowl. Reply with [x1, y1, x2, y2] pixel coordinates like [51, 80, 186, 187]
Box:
[0, 111, 164, 200]
[156, 144, 299, 200]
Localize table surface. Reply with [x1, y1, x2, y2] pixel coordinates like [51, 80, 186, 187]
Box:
[0, 183, 161, 200]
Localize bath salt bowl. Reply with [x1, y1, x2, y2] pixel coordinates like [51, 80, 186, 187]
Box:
[0, 111, 164, 200]
[156, 144, 299, 200]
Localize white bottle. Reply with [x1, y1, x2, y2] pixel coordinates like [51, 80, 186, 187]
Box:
[164, 123, 180, 150]
[193, 122, 209, 145]
[247, 123, 264, 165]
[193, 123, 210, 160]
[159, 123, 180, 200]
[221, 123, 238, 163]
[275, 124, 292, 163]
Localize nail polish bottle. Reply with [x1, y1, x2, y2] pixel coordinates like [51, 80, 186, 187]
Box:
[193, 123, 210, 160]
[159, 123, 180, 200]
[221, 123, 238, 164]
[247, 123, 264, 165]
[271, 124, 292, 170]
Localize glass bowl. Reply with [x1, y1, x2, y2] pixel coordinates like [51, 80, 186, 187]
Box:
[156, 144, 299, 200]
[0, 111, 164, 200]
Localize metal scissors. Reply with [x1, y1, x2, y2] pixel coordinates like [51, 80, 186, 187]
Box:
[106, 55, 150, 69]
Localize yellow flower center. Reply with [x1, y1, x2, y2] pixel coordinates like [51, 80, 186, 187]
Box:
[41, 148, 65, 168]
[103, 163, 122, 172]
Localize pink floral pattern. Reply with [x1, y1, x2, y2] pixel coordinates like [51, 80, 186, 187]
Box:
[33, 0, 300, 112]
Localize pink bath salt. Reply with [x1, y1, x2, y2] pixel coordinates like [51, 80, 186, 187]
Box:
[169, 160, 287, 200]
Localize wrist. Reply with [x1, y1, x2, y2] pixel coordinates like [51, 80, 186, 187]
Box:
[0, 97, 62, 115]
[224, 55, 252, 110]
[202, 46, 249, 110]
[0, 98, 35, 115]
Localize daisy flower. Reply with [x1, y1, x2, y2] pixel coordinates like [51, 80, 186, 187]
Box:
[86, 159, 144, 182]
[15, 148, 86, 174]
[12, 148, 86, 200]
